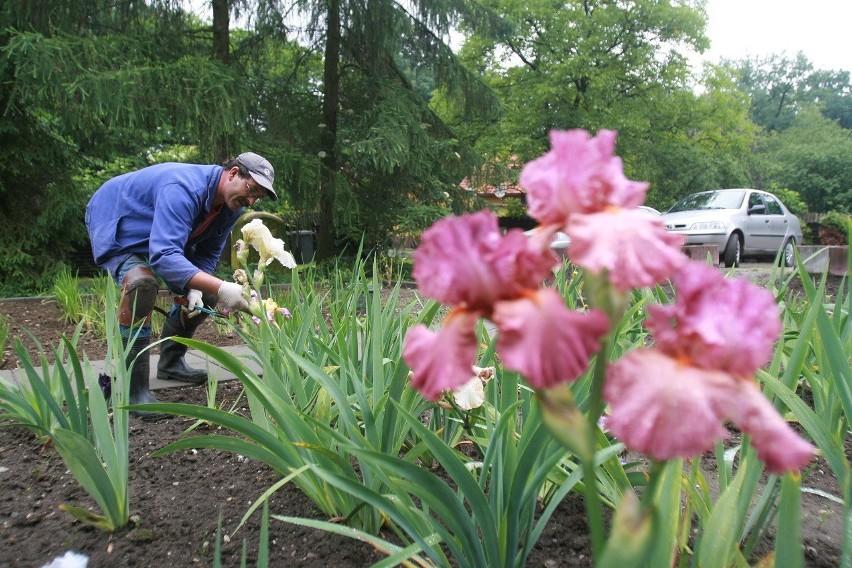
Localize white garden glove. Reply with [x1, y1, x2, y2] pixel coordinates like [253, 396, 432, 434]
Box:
[217, 281, 251, 314]
[182, 289, 205, 318]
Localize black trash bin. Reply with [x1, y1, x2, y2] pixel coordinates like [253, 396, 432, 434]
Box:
[287, 230, 316, 264]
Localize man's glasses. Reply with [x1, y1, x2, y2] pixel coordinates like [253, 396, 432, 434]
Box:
[244, 179, 265, 201]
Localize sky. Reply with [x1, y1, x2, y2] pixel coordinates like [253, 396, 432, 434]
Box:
[700, 0, 852, 72]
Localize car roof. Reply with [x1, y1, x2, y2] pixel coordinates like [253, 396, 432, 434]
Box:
[684, 188, 770, 199]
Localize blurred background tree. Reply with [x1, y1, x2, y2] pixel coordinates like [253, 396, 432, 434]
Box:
[0, 0, 244, 294]
[1, 0, 849, 295]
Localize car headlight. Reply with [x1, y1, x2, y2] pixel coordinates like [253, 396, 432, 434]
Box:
[689, 221, 725, 231]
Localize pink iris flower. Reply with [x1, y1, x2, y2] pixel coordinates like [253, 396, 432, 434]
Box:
[603, 262, 814, 473]
[403, 211, 609, 400]
[519, 129, 687, 290]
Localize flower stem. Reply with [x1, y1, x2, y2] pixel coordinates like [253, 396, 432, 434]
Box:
[639, 460, 666, 510]
[582, 448, 606, 559]
[582, 337, 613, 559]
[588, 338, 610, 425]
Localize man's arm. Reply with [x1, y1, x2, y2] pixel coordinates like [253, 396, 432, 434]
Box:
[148, 183, 205, 289]
[186, 272, 225, 296]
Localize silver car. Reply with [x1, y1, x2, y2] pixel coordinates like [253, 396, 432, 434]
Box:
[662, 189, 803, 268]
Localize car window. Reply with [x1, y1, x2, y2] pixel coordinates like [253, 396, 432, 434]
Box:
[748, 192, 765, 214]
[669, 190, 745, 212]
[764, 195, 783, 215]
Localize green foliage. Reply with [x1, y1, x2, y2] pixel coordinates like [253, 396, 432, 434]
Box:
[767, 185, 810, 216]
[0, 107, 88, 295]
[52, 266, 84, 325]
[622, 72, 756, 207]
[50, 268, 114, 336]
[280, 369, 577, 568]
[0, 280, 135, 531]
[0, 331, 90, 440]
[86, 248, 852, 563]
[453, 0, 708, 137]
[4, 30, 246, 152]
[315, 0, 507, 120]
[730, 52, 852, 132]
[728, 53, 852, 216]
[820, 210, 852, 232]
[733, 52, 815, 132]
[498, 198, 528, 219]
[140, 259, 440, 533]
[755, 109, 852, 212]
[330, 77, 479, 247]
[82, 273, 117, 337]
[0, 2, 246, 294]
[392, 203, 454, 245]
[50, 283, 133, 531]
[0, 273, 120, 436]
[438, 0, 759, 209]
[235, 0, 511, 259]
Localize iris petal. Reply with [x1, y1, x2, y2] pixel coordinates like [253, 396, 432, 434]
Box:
[403, 310, 481, 400]
[604, 351, 813, 472]
[494, 289, 610, 389]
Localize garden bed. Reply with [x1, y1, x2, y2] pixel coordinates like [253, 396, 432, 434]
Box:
[0, 266, 848, 567]
[0, 380, 598, 567]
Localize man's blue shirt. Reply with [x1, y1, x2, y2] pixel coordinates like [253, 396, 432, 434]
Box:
[86, 162, 243, 290]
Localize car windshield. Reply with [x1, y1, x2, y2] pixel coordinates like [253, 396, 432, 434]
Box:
[669, 190, 746, 212]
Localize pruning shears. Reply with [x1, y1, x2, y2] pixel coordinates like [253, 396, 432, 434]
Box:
[174, 296, 229, 319]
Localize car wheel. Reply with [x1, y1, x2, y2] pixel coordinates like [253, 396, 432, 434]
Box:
[722, 234, 741, 268]
[781, 238, 796, 267]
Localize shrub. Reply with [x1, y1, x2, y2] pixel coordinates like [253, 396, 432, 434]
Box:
[818, 211, 851, 245]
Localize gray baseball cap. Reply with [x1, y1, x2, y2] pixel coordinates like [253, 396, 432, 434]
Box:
[237, 152, 277, 200]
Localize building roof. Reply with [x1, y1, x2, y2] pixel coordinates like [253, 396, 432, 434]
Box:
[459, 155, 525, 198]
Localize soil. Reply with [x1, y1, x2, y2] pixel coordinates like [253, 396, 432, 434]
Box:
[0, 266, 847, 567]
[0, 291, 598, 568]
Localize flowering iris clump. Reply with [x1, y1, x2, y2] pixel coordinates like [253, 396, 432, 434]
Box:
[603, 262, 814, 473]
[229, 219, 296, 322]
[403, 127, 813, 477]
[519, 129, 686, 291]
[402, 210, 610, 400]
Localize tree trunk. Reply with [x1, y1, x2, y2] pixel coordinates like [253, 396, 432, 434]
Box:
[211, 0, 236, 162]
[212, 0, 229, 65]
[316, 0, 341, 261]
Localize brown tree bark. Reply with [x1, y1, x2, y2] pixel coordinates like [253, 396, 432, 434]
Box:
[211, 0, 236, 162]
[315, 0, 341, 261]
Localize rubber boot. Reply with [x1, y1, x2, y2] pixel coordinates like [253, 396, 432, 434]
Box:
[126, 336, 169, 422]
[156, 311, 209, 384]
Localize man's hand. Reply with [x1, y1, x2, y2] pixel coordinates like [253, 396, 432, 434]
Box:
[217, 282, 251, 313]
[182, 289, 205, 318]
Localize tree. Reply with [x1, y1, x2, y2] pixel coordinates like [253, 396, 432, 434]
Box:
[755, 109, 852, 213]
[729, 52, 852, 132]
[727, 54, 852, 213]
[804, 68, 852, 129]
[244, 0, 510, 259]
[0, 0, 246, 292]
[435, 0, 759, 207]
[623, 64, 756, 209]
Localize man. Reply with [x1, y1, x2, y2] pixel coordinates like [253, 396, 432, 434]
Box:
[86, 152, 276, 421]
